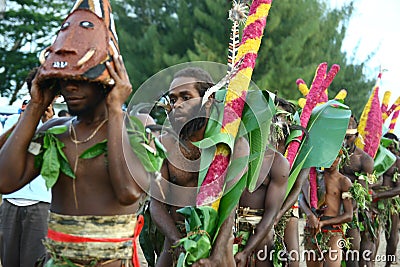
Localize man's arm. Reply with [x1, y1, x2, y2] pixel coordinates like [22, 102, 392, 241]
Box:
[359, 151, 375, 188]
[105, 56, 150, 204]
[0, 123, 16, 148]
[276, 168, 311, 221]
[0, 77, 54, 193]
[374, 158, 400, 200]
[192, 210, 236, 267]
[235, 153, 289, 266]
[149, 162, 182, 246]
[299, 180, 319, 236]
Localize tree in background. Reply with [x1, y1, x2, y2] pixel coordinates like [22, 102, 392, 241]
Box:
[252, 0, 374, 117]
[113, 0, 374, 117]
[112, 0, 230, 90]
[0, 0, 68, 104]
[0, 0, 375, 116]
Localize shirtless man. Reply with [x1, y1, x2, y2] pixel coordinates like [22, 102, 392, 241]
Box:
[300, 154, 353, 267]
[234, 146, 289, 267]
[273, 96, 310, 267]
[372, 132, 400, 267]
[0, 1, 151, 265]
[339, 115, 375, 267]
[149, 67, 249, 267]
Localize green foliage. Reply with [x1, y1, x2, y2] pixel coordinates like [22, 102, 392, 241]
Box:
[0, 0, 69, 103]
[3, 0, 376, 117]
[80, 140, 108, 159]
[112, 0, 374, 116]
[252, 0, 374, 117]
[34, 125, 75, 189]
[293, 100, 351, 168]
[112, 0, 230, 91]
[126, 115, 166, 173]
[174, 206, 218, 267]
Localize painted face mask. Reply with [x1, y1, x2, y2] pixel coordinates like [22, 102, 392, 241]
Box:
[38, 0, 119, 88]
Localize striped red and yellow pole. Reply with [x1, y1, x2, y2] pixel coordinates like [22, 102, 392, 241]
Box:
[355, 73, 383, 158]
[286, 63, 339, 209]
[381, 91, 391, 115]
[388, 108, 400, 133]
[196, 0, 273, 208]
[334, 89, 347, 101]
[382, 96, 400, 122]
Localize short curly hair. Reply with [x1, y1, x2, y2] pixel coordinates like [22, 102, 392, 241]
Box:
[172, 67, 214, 97]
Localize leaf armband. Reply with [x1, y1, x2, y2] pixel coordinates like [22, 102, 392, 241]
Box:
[126, 116, 166, 173]
[349, 180, 371, 210]
[33, 125, 75, 189]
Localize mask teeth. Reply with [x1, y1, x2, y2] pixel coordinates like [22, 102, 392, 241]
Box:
[76, 48, 96, 67]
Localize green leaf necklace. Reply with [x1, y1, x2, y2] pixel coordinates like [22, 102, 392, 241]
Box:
[69, 117, 108, 208]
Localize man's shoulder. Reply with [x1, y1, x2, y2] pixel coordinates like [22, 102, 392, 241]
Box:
[37, 116, 72, 132]
[339, 174, 352, 190]
[158, 132, 176, 148]
[355, 147, 373, 160]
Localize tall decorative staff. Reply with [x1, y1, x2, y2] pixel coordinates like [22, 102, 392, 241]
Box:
[175, 1, 274, 266]
[196, 0, 273, 210]
[355, 71, 383, 158]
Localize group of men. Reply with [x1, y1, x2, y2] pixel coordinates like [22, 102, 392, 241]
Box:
[0, 0, 400, 267]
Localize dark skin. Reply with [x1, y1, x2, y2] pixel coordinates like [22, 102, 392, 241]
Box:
[339, 123, 375, 267]
[0, 55, 150, 267]
[274, 168, 310, 267]
[234, 148, 289, 267]
[300, 156, 353, 267]
[150, 76, 249, 267]
[372, 140, 400, 267]
[274, 104, 311, 267]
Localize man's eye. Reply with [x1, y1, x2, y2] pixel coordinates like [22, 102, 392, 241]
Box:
[183, 96, 191, 101]
[169, 98, 176, 104]
[80, 21, 94, 28]
[60, 22, 70, 30]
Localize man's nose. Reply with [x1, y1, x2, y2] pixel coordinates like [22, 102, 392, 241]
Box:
[54, 32, 78, 56]
[173, 98, 184, 107]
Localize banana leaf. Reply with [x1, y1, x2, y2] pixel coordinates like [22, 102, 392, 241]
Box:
[216, 172, 247, 231]
[285, 112, 301, 147]
[292, 100, 351, 169]
[381, 136, 394, 148]
[175, 206, 219, 266]
[196, 90, 225, 188]
[284, 148, 311, 199]
[373, 144, 396, 177]
[240, 90, 274, 192]
[193, 88, 274, 242]
[196, 89, 274, 191]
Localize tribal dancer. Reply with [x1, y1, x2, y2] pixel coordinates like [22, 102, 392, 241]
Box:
[340, 115, 375, 267]
[0, 0, 153, 266]
[300, 153, 353, 267]
[234, 98, 289, 267]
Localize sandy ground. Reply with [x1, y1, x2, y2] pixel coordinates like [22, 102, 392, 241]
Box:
[298, 218, 400, 267]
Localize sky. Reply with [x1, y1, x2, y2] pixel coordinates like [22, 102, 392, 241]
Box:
[329, 0, 400, 133]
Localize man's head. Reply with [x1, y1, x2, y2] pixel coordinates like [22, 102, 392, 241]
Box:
[60, 80, 106, 116]
[383, 132, 399, 155]
[274, 96, 296, 139]
[167, 67, 214, 140]
[343, 115, 358, 149]
[328, 153, 341, 171]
